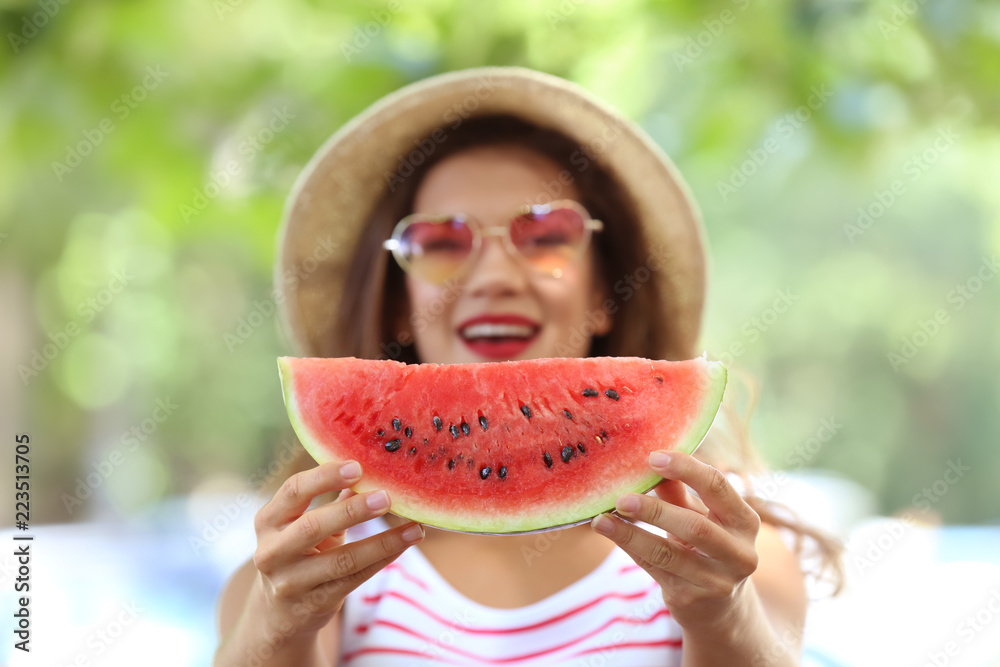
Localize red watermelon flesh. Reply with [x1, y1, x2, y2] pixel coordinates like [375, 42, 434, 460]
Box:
[277, 356, 727, 534]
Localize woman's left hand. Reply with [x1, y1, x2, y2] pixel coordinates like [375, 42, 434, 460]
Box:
[590, 450, 762, 632]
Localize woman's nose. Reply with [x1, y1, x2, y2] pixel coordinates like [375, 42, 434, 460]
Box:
[462, 235, 528, 296]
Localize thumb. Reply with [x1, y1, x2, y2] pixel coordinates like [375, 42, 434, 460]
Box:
[318, 488, 358, 546]
[652, 478, 687, 506]
[652, 478, 710, 515]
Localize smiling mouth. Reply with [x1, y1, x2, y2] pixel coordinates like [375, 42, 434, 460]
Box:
[458, 322, 541, 359]
[459, 323, 538, 341]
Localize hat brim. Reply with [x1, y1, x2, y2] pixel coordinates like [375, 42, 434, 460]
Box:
[275, 66, 706, 359]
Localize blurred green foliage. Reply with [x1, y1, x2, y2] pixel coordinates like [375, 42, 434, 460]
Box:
[1, 0, 997, 525]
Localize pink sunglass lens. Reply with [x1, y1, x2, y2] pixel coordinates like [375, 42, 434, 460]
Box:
[398, 218, 473, 283]
[399, 218, 473, 256]
[510, 207, 586, 251]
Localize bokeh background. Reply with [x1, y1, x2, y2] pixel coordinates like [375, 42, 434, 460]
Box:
[1, 0, 999, 665]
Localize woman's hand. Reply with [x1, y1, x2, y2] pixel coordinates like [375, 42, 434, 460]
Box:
[251, 460, 425, 637]
[590, 450, 761, 633]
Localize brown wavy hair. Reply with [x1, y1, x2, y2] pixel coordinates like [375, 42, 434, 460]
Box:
[268, 113, 844, 597]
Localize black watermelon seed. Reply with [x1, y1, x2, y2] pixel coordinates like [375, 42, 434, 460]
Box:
[601, 429, 608, 439]
[408, 447, 417, 455]
[384, 439, 402, 452]
[582, 387, 598, 397]
[543, 452, 553, 468]
[448, 458, 456, 470]
[498, 466, 507, 479]
[423, 438, 429, 444]
[392, 418, 401, 431]
[520, 405, 532, 419]
[480, 466, 492, 480]
[605, 389, 619, 401]
[479, 416, 488, 430]
[655, 376, 663, 383]
[561, 445, 574, 463]
[563, 409, 572, 419]
[450, 425, 460, 439]
[404, 426, 412, 438]
[433, 416, 443, 431]
[460, 421, 470, 436]
[377, 429, 384, 436]
[577, 443, 586, 453]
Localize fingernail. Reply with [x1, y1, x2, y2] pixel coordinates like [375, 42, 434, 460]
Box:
[401, 524, 424, 543]
[340, 461, 361, 479]
[616, 493, 641, 515]
[592, 514, 615, 535]
[366, 490, 389, 511]
[649, 451, 671, 468]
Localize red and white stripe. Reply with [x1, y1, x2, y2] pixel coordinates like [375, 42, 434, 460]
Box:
[337, 517, 683, 666]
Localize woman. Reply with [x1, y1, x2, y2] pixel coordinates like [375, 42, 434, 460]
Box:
[214, 67, 842, 666]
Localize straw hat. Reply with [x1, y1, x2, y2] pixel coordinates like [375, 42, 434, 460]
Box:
[275, 66, 707, 359]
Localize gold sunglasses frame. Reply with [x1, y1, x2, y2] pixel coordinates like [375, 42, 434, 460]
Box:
[382, 199, 604, 284]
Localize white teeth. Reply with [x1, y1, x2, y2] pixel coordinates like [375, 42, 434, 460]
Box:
[461, 323, 535, 339]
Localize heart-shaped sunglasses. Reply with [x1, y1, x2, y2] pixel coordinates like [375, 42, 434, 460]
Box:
[383, 199, 604, 285]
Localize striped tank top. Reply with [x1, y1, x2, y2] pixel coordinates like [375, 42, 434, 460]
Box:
[337, 515, 683, 666]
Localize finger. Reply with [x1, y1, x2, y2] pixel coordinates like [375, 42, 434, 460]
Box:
[648, 451, 759, 533]
[590, 513, 711, 586]
[280, 489, 394, 558]
[313, 535, 343, 553]
[326, 489, 359, 542]
[281, 522, 425, 598]
[256, 460, 363, 531]
[304, 548, 408, 614]
[270, 548, 407, 615]
[615, 492, 734, 559]
[652, 478, 709, 516]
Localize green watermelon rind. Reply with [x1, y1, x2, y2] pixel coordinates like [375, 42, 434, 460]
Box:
[675, 361, 728, 458]
[277, 357, 728, 535]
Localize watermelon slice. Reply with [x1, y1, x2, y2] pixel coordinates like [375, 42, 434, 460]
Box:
[277, 356, 726, 535]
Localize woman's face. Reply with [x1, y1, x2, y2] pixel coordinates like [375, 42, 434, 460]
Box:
[401, 144, 612, 364]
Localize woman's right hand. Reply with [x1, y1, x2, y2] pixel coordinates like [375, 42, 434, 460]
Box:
[251, 459, 425, 637]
